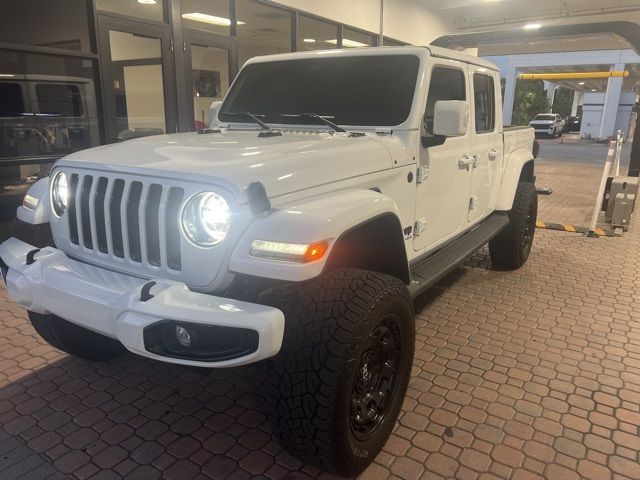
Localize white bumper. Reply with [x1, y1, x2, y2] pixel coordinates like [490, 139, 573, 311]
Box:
[0, 238, 284, 367]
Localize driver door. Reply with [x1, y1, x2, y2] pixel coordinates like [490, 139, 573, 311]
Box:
[414, 62, 473, 252]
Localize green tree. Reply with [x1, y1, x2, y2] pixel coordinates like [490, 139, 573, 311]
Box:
[552, 87, 573, 118]
[511, 79, 550, 125]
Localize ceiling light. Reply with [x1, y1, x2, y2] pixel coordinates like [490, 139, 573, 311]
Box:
[578, 82, 585, 85]
[592, 89, 597, 92]
[524, 23, 542, 30]
[182, 12, 245, 26]
[326, 38, 369, 47]
[0, 74, 15, 77]
[138, 0, 156, 4]
[303, 38, 316, 43]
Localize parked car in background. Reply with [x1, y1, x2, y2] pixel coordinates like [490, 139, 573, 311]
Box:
[529, 113, 565, 138]
[564, 115, 582, 133]
[0, 46, 538, 477]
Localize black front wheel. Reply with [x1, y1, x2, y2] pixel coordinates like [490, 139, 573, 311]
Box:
[489, 181, 538, 269]
[269, 268, 415, 477]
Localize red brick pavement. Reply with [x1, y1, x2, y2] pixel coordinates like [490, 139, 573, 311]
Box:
[1, 163, 639, 479]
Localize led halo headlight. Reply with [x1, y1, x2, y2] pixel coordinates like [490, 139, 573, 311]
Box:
[51, 171, 69, 217]
[181, 191, 231, 247]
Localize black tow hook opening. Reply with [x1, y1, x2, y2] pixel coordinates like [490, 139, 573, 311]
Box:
[25, 248, 41, 265]
[143, 320, 259, 362]
[140, 281, 156, 302]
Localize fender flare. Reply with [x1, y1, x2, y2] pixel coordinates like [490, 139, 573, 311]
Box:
[16, 177, 50, 225]
[495, 149, 535, 211]
[229, 189, 408, 282]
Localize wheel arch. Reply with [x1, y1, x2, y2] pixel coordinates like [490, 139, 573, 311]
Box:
[495, 149, 535, 211]
[324, 213, 410, 285]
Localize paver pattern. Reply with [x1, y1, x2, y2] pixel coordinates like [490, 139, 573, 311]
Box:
[1, 162, 639, 480]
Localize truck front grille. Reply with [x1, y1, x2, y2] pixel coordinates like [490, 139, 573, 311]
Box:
[66, 173, 185, 271]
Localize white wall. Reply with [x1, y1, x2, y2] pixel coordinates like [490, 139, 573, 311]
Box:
[274, 0, 455, 45]
[580, 92, 636, 139]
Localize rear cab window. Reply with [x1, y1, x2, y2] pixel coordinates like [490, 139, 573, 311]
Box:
[473, 73, 495, 133]
[35, 83, 83, 117]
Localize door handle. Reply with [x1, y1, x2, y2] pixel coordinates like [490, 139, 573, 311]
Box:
[488, 149, 498, 160]
[458, 155, 475, 169]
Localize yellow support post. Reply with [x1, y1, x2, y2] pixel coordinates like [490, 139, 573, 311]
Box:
[518, 71, 629, 80]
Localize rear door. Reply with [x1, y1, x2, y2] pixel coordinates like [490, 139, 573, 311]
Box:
[467, 66, 502, 223]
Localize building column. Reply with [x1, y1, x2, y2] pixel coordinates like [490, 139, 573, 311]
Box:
[502, 66, 517, 125]
[571, 91, 583, 116]
[598, 63, 624, 139]
[546, 82, 557, 111]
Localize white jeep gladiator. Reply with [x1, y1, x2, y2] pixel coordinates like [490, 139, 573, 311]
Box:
[0, 46, 537, 477]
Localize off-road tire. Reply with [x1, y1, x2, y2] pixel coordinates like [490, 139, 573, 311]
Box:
[28, 312, 126, 361]
[268, 268, 415, 477]
[489, 181, 537, 269]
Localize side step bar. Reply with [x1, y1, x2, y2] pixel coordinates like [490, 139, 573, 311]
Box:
[408, 213, 509, 299]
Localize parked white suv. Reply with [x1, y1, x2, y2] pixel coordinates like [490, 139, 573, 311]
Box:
[529, 113, 565, 138]
[0, 46, 537, 477]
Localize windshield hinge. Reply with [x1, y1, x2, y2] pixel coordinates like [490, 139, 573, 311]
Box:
[414, 218, 426, 237]
[374, 128, 393, 136]
[170, 38, 174, 52]
[416, 165, 428, 184]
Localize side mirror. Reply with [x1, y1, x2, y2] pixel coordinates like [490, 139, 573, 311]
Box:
[209, 101, 222, 126]
[433, 100, 469, 137]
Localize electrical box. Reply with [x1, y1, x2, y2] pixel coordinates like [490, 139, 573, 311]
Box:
[606, 176, 639, 222]
[611, 193, 635, 231]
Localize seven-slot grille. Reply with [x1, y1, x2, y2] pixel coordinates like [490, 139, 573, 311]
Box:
[66, 173, 185, 271]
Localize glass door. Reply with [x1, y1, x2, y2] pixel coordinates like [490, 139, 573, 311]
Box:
[97, 16, 177, 142]
[183, 31, 235, 131]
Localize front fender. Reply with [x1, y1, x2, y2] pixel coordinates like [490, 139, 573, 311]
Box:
[16, 177, 50, 225]
[229, 189, 403, 282]
[495, 149, 534, 211]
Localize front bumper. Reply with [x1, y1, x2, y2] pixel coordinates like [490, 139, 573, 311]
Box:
[0, 237, 285, 367]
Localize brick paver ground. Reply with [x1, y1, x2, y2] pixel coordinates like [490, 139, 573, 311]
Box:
[1, 162, 639, 480]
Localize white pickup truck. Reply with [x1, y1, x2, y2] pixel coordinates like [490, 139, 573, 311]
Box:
[529, 113, 565, 138]
[0, 46, 537, 477]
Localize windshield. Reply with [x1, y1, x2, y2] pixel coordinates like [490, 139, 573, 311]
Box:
[219, 55, 420, 127]
[534, 115, 555, 121]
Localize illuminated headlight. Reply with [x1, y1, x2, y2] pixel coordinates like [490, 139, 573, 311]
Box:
[23, 194, 39, 210]
[181, 192, 231, 247]
[51, 171, 68, 217]
[250, 240, 329, 263]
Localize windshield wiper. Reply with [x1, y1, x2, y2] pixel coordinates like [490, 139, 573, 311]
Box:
[224, 111, 281, 137]
[280, 113, 346, 133]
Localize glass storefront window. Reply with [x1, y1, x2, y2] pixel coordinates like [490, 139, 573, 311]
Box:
[182, 0, 232, 36]
[236, 0, 292, 68]
[0, 0, 92, 52]
[96, 0, 165, 23]
[108, 31, 166, 140]
[297, 15, 338, 52]
[342, 27, 377, 48]
[191, 45, 230, 129]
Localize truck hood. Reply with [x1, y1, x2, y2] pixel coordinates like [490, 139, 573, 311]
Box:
[59, 130, 396, 202]
[529, 120, 554, 125]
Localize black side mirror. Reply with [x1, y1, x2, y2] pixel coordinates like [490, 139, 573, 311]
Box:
[421, 134, 446, 148]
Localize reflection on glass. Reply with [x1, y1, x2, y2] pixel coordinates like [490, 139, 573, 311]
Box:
[182, 0, 232, 36]
[192, 45, 230, 129]
[342, 27, 377, 48]
[236, 0, 292, 68]
[96, 0, 164, 23]
[1, 0, 92, 52]
[108, 31, 166, 140]
[296, 15, 338, 52]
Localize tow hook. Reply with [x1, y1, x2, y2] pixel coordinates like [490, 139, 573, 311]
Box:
[25, 248, 41, 265]
[140, 281, 157, 302]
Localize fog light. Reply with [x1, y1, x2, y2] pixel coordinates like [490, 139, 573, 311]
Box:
[175, 326, 191, 347]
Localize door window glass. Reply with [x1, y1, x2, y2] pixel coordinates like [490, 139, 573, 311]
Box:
[297, 15, 338, 51]
[473, 73, 495, 133]
[96, 0, 164, 23]
[342, 27, 377, 48]
[0, 83, 25, 117]
[182, 0, 232, 36]
[36, 84, 83, 117]
[424, 67, 466, 135]
[191, 45, 230, 128]
[108, 30, 166, 140]
[236, 0, 292, 68]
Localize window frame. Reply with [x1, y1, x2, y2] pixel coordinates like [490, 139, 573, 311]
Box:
[472, 72, 496, 134]
[423, 65, 467, 136]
